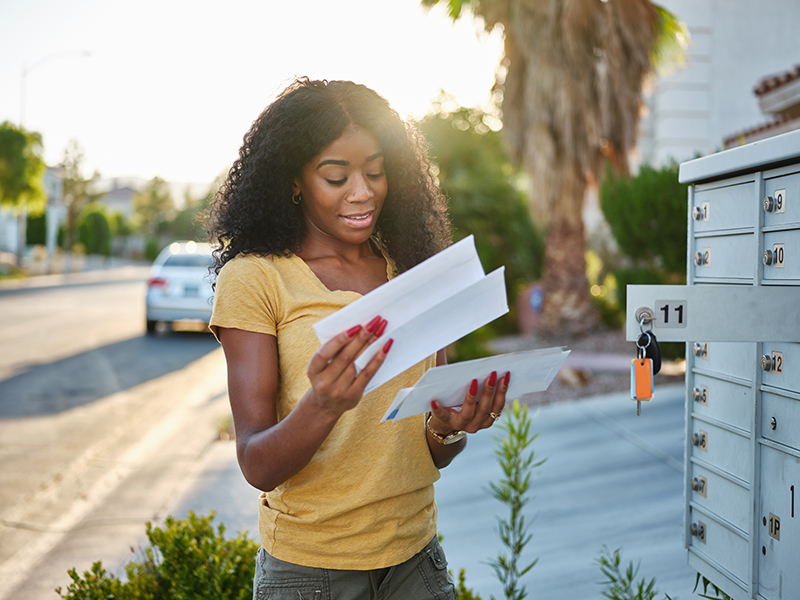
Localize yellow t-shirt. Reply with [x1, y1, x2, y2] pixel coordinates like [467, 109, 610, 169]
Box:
[209, 251, 440, 569]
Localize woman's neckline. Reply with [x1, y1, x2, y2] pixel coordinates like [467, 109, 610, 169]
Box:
[290, 237, 393, 297]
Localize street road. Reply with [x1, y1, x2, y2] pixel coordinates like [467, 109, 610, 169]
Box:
[0, 271, 228, 599]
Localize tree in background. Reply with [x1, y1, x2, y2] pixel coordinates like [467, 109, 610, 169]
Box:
[0, 121, 45, 212]
[60, 139, 102, 250]
[133, 176, 174, 237]
[159, 175, 222, 242]
[78, 203, 112, 256]
[420, 96, 543, 359]
[422, 0, 685, 336]
[0, 121, 46, 264]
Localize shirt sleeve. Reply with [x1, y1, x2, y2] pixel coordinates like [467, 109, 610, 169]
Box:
[209, 256, 278, 341]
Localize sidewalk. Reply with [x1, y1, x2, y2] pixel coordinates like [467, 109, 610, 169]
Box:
[170, 384, 696, 600]
[0, 261, 150, 292]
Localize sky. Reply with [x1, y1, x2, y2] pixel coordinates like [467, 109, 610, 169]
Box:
[0, 0, 504, 189]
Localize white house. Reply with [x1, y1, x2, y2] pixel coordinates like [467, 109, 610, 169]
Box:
[637, 0, 800, 167]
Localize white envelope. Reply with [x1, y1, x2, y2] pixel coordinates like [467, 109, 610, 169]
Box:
[312, 235, 510, 393]
[381, 347, 570, 422]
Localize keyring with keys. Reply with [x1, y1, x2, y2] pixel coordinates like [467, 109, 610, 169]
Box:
[631, 315, 660, 416]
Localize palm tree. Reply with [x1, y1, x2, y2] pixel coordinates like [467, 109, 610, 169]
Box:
[423, 0, 684, 336]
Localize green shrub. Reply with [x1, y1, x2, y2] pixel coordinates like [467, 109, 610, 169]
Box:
[486, 399, 545, 600]
[27, 212, 47, 246]
[77, 203, 112, 256]
[145, 238, 161, 262]
[600, 162, 688, 275]
[56, 512, 258, 600]
[596, 546, 667, 600]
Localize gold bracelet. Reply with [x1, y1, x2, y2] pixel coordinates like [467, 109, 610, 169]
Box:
[426, 413, 467, 445]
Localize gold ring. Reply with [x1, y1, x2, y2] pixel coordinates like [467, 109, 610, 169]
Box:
[490, 412, 502, 420]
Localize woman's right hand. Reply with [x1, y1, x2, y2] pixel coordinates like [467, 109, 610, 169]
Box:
[306, 315, 392, 417]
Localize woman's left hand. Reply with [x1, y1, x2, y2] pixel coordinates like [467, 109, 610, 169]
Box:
[429, 370, 510, 434]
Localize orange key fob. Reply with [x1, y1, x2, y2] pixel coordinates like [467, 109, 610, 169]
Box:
[631, 358, 654, 401]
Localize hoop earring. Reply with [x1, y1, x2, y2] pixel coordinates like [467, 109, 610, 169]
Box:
[292, 192, 302, 205]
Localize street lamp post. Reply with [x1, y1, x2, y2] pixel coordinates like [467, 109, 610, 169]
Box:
[20, 50, 92, 126]
[17, 49, 91, 269]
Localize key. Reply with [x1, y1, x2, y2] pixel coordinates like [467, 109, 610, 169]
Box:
[636, 331, 662, 375]
[632, 335, 655, 416]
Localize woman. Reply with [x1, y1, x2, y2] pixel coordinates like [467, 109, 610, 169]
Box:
[207, 78, 509, 600]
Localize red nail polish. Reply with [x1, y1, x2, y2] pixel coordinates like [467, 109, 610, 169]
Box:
[469, 379, 478, 396]
[375, 319, 387, 337]
[366, 316, 381, 332]
[431, 400, 440, 410]
[382, 338, 393, 353]
[504, 371, 510, 386]
[346, 325, 362, 337]
[488, 371, 497, 387]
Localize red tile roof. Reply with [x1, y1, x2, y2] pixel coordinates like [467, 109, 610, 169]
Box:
[755, 64, 800, 96]
[723, 113, 800, 148]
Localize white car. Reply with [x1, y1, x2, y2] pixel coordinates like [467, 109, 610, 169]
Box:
[145, 241, 214, 333]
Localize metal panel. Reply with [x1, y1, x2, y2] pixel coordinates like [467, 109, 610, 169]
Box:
[693, 181, 756, 232]
[761, 343, 800, 394]
[764, 170, 800, 228]
[762, 229, 800, 281]
[758, 446, 800, 600]
[626, 285, 800, 342]
[689, 507, 751, 585]
[693, 343, 755, 382]
[761, 391, 800, 452]
[692, 233, 754, 280]
[679, 130, 800, 184]
[690, 374, 752, 432]
[690, 463, 751, 533]
[691, 420, 752, 483]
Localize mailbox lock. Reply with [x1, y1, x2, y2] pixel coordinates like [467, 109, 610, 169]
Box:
[691, 433, 702, 446]
[691, 477, 702, 491]
[764, 196, 775, 212]
[694, 252, 706, 266]
[692, 388, 703, 402]
[692, 206, 704, 220]
[693, 343, 707, 357]
[763, 249, 774, 266]
[761, 354, 774, 372]
[771, 416, 777, 430]
[690, 521, 706, 543]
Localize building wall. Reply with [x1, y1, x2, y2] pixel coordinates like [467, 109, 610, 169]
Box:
[637, 0, 800, 167]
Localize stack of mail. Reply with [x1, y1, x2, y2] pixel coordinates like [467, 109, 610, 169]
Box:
[381, 347, 570, 421]
[313, 235, 508, 394]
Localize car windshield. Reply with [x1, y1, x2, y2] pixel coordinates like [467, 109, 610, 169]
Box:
[162, 254, 214, 268]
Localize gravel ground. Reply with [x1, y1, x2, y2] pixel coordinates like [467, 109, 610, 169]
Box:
[489, 328, 686, 406]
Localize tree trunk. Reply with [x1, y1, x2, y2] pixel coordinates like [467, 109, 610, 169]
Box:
[538, 208, 599, 338]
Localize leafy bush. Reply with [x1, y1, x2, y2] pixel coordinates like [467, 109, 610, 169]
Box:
[78, 203, 112, 256]
[145, 238, 161, 262]
[486, 399, 545, 600]
[27, 212, 47, 246]
[600, 162, 688, 275]
[596, 546, 667, 600]
[56, 512, 258, 600]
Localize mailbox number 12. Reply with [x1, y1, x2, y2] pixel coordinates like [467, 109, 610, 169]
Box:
[654, 300, 688, 328]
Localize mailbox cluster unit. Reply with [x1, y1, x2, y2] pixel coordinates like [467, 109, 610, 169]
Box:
[678, 130, 800, 600]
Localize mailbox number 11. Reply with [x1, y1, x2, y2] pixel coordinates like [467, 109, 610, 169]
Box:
[654, 300, 688, 328]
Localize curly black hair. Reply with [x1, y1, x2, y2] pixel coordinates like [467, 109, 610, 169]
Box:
[206, 78, 451, 278]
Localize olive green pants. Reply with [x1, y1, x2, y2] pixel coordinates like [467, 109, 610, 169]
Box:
[253, 536, 456, 600]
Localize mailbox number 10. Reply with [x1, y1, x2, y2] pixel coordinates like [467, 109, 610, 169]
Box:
[654, 300, 688, 328]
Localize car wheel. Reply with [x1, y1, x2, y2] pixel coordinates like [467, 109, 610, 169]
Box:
[146, 319, 157, 334]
